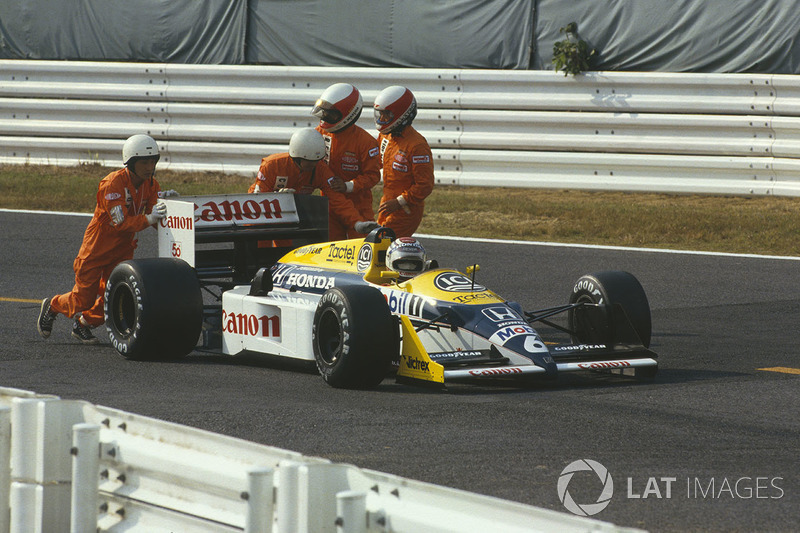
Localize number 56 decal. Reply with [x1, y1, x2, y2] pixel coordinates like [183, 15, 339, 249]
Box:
[171, 241, 182, 258]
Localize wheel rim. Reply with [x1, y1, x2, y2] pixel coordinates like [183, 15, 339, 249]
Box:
[317, 308, 342, 366]
[109, 284, 137, 338]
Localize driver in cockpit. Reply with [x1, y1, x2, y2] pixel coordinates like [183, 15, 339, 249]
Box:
[385, 237, 428, 281]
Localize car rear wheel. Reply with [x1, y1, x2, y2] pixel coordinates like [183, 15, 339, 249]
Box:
[312, 285, 397, 389]
[568, 271, 652, 348]
[105, 258, 203, 361]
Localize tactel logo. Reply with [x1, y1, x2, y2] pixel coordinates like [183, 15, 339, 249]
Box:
[557, 459, 614, 516]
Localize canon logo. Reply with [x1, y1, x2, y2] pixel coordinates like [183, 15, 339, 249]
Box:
[222, 310, 280, 338]
[196, 198, 282, 223]
[468, 367, 523, 377]
[160, 215, 193, 230]
[577, 361, 631, 370]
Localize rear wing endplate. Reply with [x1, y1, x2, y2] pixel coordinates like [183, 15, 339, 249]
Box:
[157, 193, 328, 283]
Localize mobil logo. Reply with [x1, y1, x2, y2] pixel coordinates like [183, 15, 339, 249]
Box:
[489, 324, 536, 345]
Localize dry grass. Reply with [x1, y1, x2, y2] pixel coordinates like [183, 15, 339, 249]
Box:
[3, 163, 800, 256]
[418, 187, 800, 255]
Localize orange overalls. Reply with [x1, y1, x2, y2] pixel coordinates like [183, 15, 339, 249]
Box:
[377, 126, 435, 238]
[50, 168, 161, 327]
[249, 152, 365, 238]
[317, 125, 380, 240]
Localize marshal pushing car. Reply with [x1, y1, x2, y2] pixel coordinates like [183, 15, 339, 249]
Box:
[103, 193, 658, 389]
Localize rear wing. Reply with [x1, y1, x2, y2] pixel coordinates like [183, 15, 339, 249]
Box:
[157, 193, 328, 283]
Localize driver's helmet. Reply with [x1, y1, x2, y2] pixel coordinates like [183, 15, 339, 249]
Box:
[311, 83, 363, 132]
[386, 237, 426, 278]
[373, 86, 417, 134]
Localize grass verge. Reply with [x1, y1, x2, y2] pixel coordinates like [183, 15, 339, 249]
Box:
[2, 163, 799, 256]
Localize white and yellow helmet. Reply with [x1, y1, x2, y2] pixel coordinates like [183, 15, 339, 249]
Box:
[386, 237, 427, 278]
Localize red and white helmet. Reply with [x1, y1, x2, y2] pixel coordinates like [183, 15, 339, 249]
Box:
[373, 86, 417, 134]
[386, 237, 426, 278]
[311, 83, 363, 132]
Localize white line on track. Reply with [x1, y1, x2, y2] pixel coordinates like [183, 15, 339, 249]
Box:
[416, 233, 800, 261]
[4, 209, 797, 262]
[1, 208, 92, 217]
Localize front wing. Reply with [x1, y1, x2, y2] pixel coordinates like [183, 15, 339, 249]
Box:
[396, 316, 657, 386]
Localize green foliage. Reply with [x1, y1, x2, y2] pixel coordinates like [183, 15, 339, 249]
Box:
[552, 22, 596, 76]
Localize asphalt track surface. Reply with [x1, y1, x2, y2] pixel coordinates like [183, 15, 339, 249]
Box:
[1, 209, 798, 532]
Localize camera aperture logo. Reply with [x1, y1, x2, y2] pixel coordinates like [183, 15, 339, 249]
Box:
[557, 459, 785, 517]
[557, 459, 614, 516]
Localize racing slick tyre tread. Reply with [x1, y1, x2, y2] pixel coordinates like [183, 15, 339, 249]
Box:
[312, 285, 398, 389]
[105, 258, 203, 361]
[568, 270, 652, 349]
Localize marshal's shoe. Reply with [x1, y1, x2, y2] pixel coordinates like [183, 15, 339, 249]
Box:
[72, 318, 100, 345]
[37, 297, 57, 338]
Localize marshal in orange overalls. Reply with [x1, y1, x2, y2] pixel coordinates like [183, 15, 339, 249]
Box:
[249, 152, 365, 237]
[317, 124, 380, 240]
[377, 125, 435, 238]
[49, 168, 161, 327]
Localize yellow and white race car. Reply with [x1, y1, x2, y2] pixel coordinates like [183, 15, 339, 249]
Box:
[104, 194, 658, 389]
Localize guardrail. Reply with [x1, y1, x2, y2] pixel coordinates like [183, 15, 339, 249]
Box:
[2, 60, 800, 195]
[0, 387, 643, 532]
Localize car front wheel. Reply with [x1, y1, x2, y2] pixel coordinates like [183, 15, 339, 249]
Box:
[312, 285, 397, 389]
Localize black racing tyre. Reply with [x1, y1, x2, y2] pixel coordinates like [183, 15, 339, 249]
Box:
[568, 271, 651, 348]
[105, 258, 203, 361]
[312, 285, 398, 389]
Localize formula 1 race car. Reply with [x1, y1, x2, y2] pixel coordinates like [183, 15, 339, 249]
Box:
[104, 194, 658, 389]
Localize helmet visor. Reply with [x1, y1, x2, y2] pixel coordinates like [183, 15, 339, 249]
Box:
[312, 100, 342, 125]
[394, 259, 422, 273]
[374, 108, 394, 127]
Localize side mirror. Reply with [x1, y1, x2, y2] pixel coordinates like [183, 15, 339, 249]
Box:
[249, 267, 273, 296]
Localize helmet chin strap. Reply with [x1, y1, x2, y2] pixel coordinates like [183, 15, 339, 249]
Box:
[128, 165, 154, 188]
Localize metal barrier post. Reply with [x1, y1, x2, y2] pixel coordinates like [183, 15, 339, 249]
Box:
[0, 407, 10, 533]
[276, 461, 300, 533]
[336, 491, 367, 533]
[245, 467, 274, 533]
[70, 424, 100, 533]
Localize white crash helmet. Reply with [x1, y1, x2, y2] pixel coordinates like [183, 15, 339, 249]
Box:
[311, 83, 363, 132]
[288, 128, 326, 161]
[122, 134, 160, 166]
[386, 237, 426, 278]
[373, 86, 417, 134]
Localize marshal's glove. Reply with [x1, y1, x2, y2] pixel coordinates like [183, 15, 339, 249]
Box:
[158, 189, 179, 198]
[146, 201, 167, 225]
[277, 188, 296, 193]
[354, 221, 379, 234]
